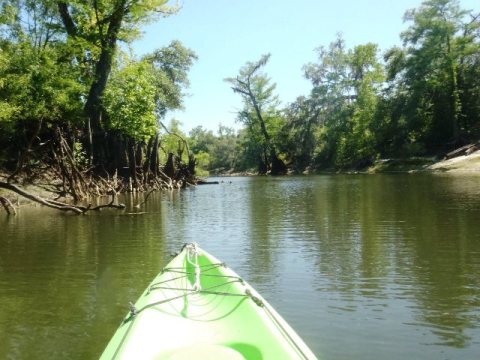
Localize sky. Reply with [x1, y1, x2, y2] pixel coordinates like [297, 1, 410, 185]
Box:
[133, 0, 480, 133]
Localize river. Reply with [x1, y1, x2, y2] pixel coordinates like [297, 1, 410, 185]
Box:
[1, 174, 480, 359]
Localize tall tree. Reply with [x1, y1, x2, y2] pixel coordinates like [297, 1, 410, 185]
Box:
[300, 36, 386, 168]
[225, 54, 287, 175]
[335, 43, 384, 167]
[283, 96, 319, 172]
[0, 0, 84, 173]
[56, 0, 177, 166]
[104, 41, 196, 141]
[397, 0, 469, 149]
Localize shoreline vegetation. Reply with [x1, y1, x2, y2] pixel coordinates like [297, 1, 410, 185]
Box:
[2, 149, 479, 214]
[1, 0, 479, 213]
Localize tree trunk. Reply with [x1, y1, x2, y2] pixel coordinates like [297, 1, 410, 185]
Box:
[150, 134, 160, 175]
[249, 88, 287, 175]
[164, 153, 176, 179]
[128, 138, 138, 189]
[446, 34, 461, 145]
[144, 137, 153, 179]
[84, 4, 125, 131]
[112, 133, 128, 173]
[59, 1, 127, 168]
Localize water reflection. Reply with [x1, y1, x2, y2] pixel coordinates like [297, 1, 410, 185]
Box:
[1, 174, 480, 359]
[303, 174, 480, 357]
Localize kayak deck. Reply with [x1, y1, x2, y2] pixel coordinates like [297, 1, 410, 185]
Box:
[100, 244, 317, 359]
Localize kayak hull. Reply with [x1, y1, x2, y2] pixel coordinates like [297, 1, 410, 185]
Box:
[100, 244, 317, 359]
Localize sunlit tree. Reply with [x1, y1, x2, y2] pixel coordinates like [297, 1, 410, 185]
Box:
[225, 54, 287, 175]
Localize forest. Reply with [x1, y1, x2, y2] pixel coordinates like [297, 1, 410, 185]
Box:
[1, 0, 479, 196]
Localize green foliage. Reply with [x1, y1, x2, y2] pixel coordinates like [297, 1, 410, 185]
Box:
[389, 0, 473, 150]
[104, 41, 196, 141]
[300, 36, 385, 168]
[225, 54, 287, 174]
[193, 151, 210, 176]
[0, 0, 197, 175]
[146, 40, 198, 117]
[104, 60, 158, 140]
[159, 118, 189, 163]
[188, 125, 241, 174]
[281, 0, 480, 170]
[0, 40, 84, 130]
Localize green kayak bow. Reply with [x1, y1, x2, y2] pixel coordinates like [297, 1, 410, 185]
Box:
[100, 243, 318, 359]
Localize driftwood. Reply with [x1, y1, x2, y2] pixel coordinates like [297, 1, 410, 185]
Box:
[444, 143, 479, 160]
[0, 196, 16, 215]
[134, 189, 155, 208]
[0, 182, 125, 214]
[197, 180, 219, 185]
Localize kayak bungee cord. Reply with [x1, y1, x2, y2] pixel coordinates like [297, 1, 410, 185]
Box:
[109, 259, 257, 359]
[108, 245, 313, 360]
[185, 243, 202, 291]
[129, 272, 256, 318]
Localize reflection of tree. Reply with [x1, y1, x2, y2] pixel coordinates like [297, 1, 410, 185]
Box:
[246, 176, 319, 283]
[0, 197, 167, 358]
[309, 175, 389, 298]
[405, 175, 476, 349]
[245, 177, 276, 283]
[306, 174, 480, 348]
[393, 175, 480, 348]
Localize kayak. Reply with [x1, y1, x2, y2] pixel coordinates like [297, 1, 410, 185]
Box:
[100, 243, 318, 359]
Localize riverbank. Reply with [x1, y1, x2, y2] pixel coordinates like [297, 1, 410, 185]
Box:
[425, 149, 480, 172]
[2, 150, 480, 210]
[368, 150, 480, 174]
[0, 172, 55, 206]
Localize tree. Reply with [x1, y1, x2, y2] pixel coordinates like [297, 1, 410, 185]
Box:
[225, 54, 287, 175]
[335, 43, 384, 167]
[56, 0, 177, 166]
[104, 41, 196, 141]
[0, 0, 199, 194]
[283, 96, 319, 172]
[396, 0, 470, 150]
[0, 1, 85, 173]
[457, 11, 480, 139]
[104, 60, 158, 140]
[302, 35, 354, 167]
[188, 125, 241, 174]
[302, 36, 384, 168]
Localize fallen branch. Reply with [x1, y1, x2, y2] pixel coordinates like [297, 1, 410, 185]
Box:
[0, 182, 125, 214]
[0, 181, 83, 214]
[134, 189, 155, 209]
[90, 193, 126, 211]
[0, 196, 16, 215]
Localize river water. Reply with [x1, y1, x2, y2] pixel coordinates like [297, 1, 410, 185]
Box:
[1, 174, 480, 359]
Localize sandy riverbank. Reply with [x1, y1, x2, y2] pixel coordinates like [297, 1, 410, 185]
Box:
[426, 150, 480, 172]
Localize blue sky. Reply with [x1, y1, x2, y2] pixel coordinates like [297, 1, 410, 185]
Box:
[133, 0, 480, 133]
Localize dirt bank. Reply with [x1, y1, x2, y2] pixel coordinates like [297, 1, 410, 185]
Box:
[426, 150, 480, 173]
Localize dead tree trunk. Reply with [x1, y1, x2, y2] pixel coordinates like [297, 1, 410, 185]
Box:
[164, 152, 176, 179]
[151, 134, 160, 175]
[128, 138, 138, 189]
